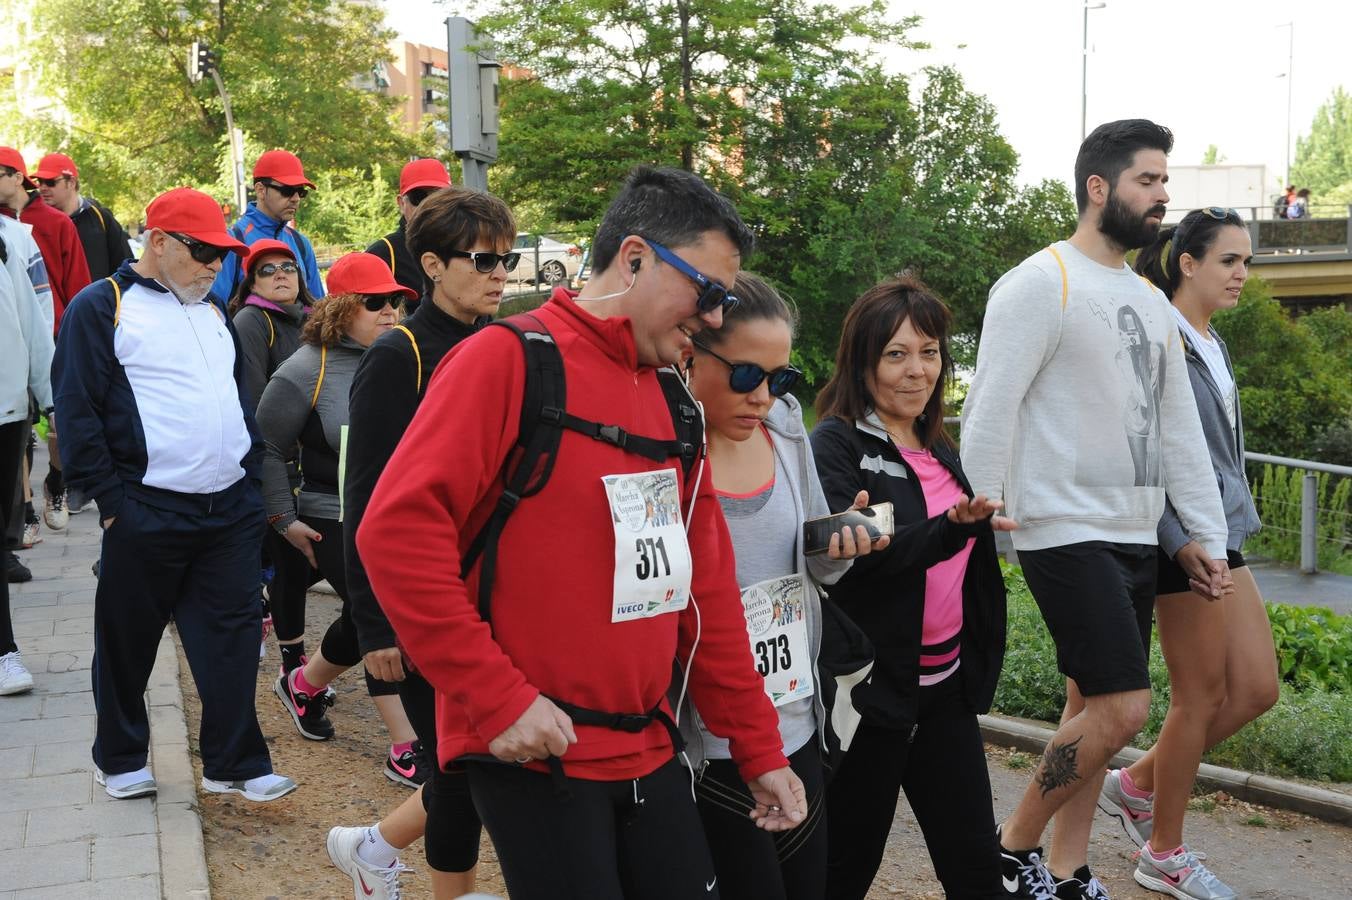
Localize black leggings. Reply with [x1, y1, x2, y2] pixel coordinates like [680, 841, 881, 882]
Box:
[273, 516, 396, 698]
[466, 756, 719, 900]
[397, 665, 482, 873]
[0, 421, 29, 655]
[696, 737, 827, 900]
[825, 674, 1004, 899]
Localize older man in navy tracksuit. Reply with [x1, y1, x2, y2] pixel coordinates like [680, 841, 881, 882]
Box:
[52, 188, 296, 802]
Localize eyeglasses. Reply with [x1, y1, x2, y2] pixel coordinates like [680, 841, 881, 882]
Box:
[255, 261, 298, 277]
[36, 177, 67, 188]
[692, 339, 802, 397]
[644, 239, 740, 315]
[1171, 207, 1245, 263]
[261, 180, 308, 199]
[445, 249, 522, 274]
[1200, 206, 1242, 221]
[361, 294, 401, 312]
[167, 232, 230, 264]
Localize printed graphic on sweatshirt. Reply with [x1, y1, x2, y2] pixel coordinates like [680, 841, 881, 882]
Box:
[741, 574, 814, 707]
[1075, 300, 1166, 488]
[603, 468, 693, 623]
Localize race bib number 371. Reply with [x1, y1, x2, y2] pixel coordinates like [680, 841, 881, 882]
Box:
[603, 469, 694, 623]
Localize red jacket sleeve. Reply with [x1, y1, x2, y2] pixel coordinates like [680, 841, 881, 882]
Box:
[356, 326, 540, 744]
[53, 216, 91, 332]
[678, 461, 791, 782]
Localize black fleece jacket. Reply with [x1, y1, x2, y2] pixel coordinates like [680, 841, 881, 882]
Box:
[345, 298, 487, 654]
[810, 414, 1007, 730]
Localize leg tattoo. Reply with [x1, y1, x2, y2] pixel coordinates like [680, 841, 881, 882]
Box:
[1036, 735, 1083, 798]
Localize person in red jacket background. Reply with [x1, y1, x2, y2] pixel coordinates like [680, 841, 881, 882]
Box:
[358, 166, 806, 900]
[0, 148, 90, 331]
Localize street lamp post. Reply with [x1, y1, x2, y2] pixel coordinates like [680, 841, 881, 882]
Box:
[1082, 2, 1106, 141]
[1277, 22, 1294, 187]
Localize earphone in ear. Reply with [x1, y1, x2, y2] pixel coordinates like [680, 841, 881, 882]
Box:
[630, 258, 641, 274]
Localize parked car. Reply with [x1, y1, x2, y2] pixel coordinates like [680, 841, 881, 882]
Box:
[512, 233, 583, 286]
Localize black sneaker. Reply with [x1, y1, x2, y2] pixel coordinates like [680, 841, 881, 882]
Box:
[6, 553, 32, 583]
[273, 670, 334, 740]
[1053, 866, 1110, 900]
[998, 825, 1058, 899]
[383, 741, 431, 788]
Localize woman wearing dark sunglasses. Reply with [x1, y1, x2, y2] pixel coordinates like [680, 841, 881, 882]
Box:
[682, 272, 885, 900]
[810, 275, 1012, 899]
[1094, 210, 1276, 900]
[257, 253, 425, 777]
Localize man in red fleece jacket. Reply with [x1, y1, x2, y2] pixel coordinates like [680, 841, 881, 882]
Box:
[358, 167, 805, 899]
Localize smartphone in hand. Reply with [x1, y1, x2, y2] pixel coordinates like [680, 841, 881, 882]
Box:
[803, 502, 894, 556]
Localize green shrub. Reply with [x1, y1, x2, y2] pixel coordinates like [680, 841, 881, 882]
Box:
[991, 565, 1352, 781]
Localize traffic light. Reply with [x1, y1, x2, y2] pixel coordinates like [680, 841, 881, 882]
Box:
[188, 41, 217, 83]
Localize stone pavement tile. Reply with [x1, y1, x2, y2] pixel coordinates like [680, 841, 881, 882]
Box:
[0, 772, 90, 813]
[56, 593, 95, 608]
[0, 747, 32, 779]
[41, 693, 93, 719]
[30, 670, 93, 696]
[22, 632, 95, 655]
[0, 694, 42, 723]
[34, 650, 93, 673]
[157, 802, 208, 896]
[0, 838, 90, 890]
[8, 592, 60, 610]
[0, 811, 25, 851]
[20, 874, 159, 900]
[28, 739, 90, 778]
[16, 577, 97, 594]
[10, 618, 54, 639]
[25, 799, 155, 847]
[148, 704, 188, 744]
[0, 715, 95, 749]
[91, 833, 159, 880]
[52, 616, 93, 636]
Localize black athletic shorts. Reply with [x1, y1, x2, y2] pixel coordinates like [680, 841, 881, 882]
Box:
[1155, 548, 1246, 596]
[1018, 541, 1156, 697]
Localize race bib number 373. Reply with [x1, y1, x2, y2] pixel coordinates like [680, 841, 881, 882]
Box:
[603, 469, 694, 623]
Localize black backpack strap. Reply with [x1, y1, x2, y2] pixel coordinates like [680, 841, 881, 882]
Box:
[460, 314, 566, 628]
[656, 367, 704, 481]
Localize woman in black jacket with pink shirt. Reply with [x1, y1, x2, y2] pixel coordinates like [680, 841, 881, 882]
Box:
[810, 275, 1012, 900]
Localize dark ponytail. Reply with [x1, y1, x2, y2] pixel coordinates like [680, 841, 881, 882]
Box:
[1135, 207, 1245, 299]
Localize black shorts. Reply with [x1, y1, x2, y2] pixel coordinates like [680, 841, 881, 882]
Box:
[1155, 548, 1246, 596]
[1018, 541, 1156, 697]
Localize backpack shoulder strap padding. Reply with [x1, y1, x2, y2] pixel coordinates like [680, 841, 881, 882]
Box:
[105, 276, 122, 327]
[393, 324, 421, 392]
[1044, 245, 1069, 309]
[310, 344, 327, 411]
[381, 237, 396, 277]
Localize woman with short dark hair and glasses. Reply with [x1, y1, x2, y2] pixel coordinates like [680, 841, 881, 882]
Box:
[682, 272, 884, 900]
[810, 275, 1012, 899]
[1091, 209, 1277, 900]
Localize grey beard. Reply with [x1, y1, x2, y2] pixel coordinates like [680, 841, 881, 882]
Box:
[162, 274, 212, 306]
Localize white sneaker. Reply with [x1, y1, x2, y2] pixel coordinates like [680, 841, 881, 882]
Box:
[95, 766, 157, 799]
[42, 483, 68, 530]
[202, 772, 298, 802]
[327, 825, 408, 900]
[0, 651, 34, 695]
[21, 518, 41, 548]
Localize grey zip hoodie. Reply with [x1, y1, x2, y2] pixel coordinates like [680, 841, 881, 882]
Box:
[680, 392, 852, 769]
[1157, 324, 1261, 555]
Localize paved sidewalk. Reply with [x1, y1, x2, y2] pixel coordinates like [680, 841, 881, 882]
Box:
[0, 447, 208, 899]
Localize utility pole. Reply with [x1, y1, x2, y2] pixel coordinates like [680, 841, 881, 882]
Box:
[1081, 2, 1106, 141]
[1278, 22, 1294, 186]
[189, 41, 245, 214]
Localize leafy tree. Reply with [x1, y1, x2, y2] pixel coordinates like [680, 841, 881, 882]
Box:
[1201, 144, 1225, 165]
[4, 0, 430, 223]
[1214, 279, 1352, 459]
[1291, 87, 1352, 203]
[478, 0, 1075, 380]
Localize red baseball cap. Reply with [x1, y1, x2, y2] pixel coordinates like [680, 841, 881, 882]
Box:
[33, 152, 78, 181]
[244, 238, 298, 274]
[145, 188, 249, 254]
[252, 150, 316, 189]
[0, 147, 36, 190]
[399, 158, 452, 195]
[326, 252, 417, 301]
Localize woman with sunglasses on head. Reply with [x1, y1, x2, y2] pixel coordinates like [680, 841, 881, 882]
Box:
[810, 275, 1012, 899]
[258, 254, 425, 786]
[682, 272, 884, 900]
[1091, 209, 1278, 900]
[229, 239, 318, 670]
[327, 186, 518, 900]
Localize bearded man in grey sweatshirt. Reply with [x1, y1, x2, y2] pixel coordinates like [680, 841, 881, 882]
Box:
[960, 119, 1230, 900]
